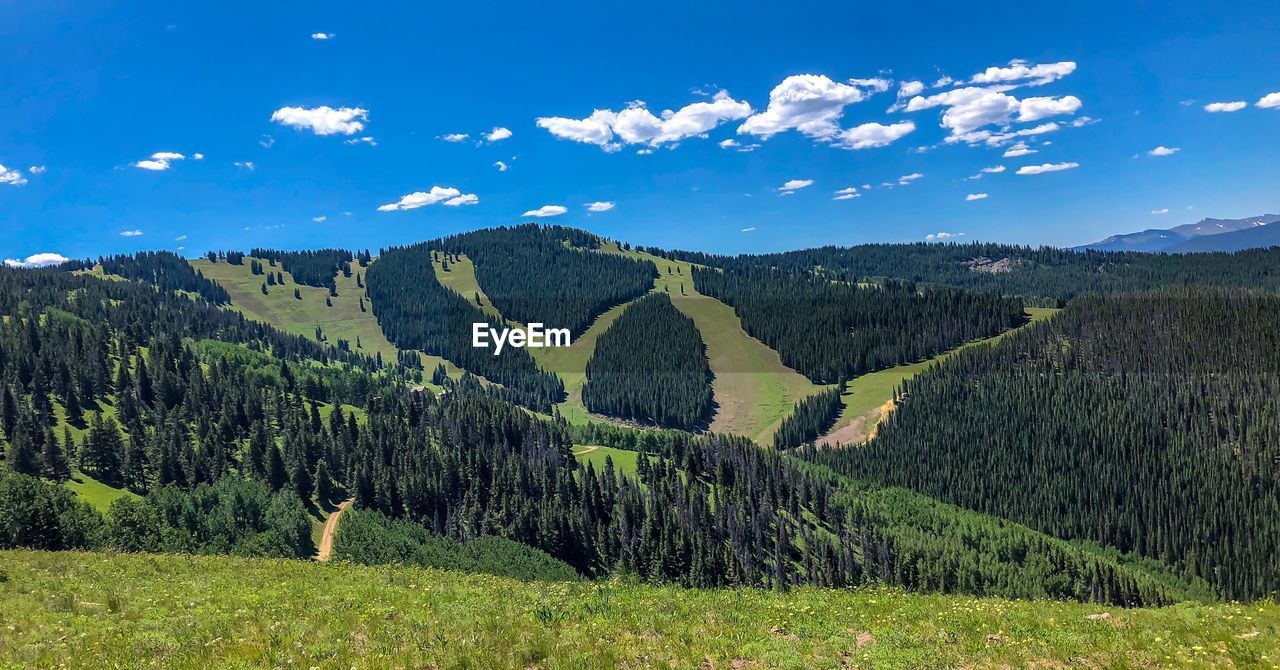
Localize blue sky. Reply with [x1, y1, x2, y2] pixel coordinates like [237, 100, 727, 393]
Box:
[3, 0, 1278, 265]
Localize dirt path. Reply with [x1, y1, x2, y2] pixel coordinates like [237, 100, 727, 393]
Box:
[316, 498, 354, 562]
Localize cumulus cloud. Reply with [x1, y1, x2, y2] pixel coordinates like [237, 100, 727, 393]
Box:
[311, 32, 335, 40]
[1148, 146, 1180, 157]
[494, 161, 509, 172]
[176, 235, 188, 241]
[718, 138, 760, 152]
[345, 136, 377, 146]
[440, 133, 470, 142]
[271, 106, 368, 135]
[777, 179, 814, 194]
[1204, 101, 1246, 113]
[312, 216, 327, 222]
[966, 193, 989, 201]
[741, 227, 757, 232]
[378, 186, 478, 211]
[486, 127, 512, 142]
[1018, 95, 1082, 122]
[120, 229, 143, 237]
[0, 164, 27, 186]
[925, 232, 964, 241]
[585, 201, 615, 212]
[739, 74, 889, 141]
[234, 161, 255, 171]
[897, 173, 924, 185]
[1016, 161, 1079, 175]
[1003, 143, 1037, 158]
[538, 90, 751, 151]
[968, 165, 1006, 180]
[898, 80, 925, 98]
[970, 60, 1077, 86]
[1152, 208, 1169, 215]
[29, 165, 47, 174]
[835, 121, 916, 149]
[1256, 92, 1280, 109]
[133, 151, 199, 171]
[523, 205, 568, 217]
[4, 252, 70, 268]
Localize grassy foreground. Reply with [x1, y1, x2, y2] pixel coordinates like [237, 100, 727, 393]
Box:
[1, 551, 1277, 669]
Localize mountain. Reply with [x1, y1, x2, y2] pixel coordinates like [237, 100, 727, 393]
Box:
[1075, 214, 1280, 252]
[1162, 221, 1280, 252]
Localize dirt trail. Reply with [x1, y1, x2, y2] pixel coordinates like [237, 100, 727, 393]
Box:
[316, 498, 355, 562]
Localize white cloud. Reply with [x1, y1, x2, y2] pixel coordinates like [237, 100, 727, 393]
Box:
[740, 227, 756, 232]
[1148, 146, 1180, 157]
[719, 138, 740, 148]
[1204, 101, 1246, 113]
[970, 165, 1007, 180]
[777, 179, 814, 194]
[833, 187, 861, 201]
[636, 148, 654, 155]
[925, 232, 964, 241]
[29, 165, 46, 174]
[523, 204, 568, 217]
[538, 90, 751, 151]
[234, 161, 255, 171]
[151, 151, 185, 160]
[1151, 208, 1169, 215]
[486, 127, 513, 142]
[585, 201, 615, 212]
[4, 252, 70, 268]
[933, 76, 955, 88]
[898, 80, 925, 98]
[898, 172, 923, 185]
[259, 135, 274, 148]
[1016, 161, 1079, 175]
[176, 235, 188, 241]
[970, 60, 1077, 86]
[1256, 92, 1280, 109]
[134, 151, 197, 171]
[345, 136, 377, 146]
[494, 161, 509, 172]
[120, 229, 143, 237]
[440, 133, 470, 142]
[1018, 95, 1082, 122]
[1003, 142, 1037, 158]
[312, 216, 327, 222]
[134, 159, 170, 170]
[443, 194, 478, 206]
[192, 153, 204, 160]
[378, 186, 478, 211]
[966, 193, 989, 201]
[311, 32, 335, 40]
[739, 74, 888, 140]
[835, 121, 916, 149]
[0, 164, 27, 186]
[271, 106, 368, 135]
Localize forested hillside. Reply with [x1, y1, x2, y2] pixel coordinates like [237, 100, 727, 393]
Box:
[365, 243, 565, 411]
[693, 268, 1025, 383]
[581, 293, 713, 429]
[661, 243, 1280, 304]
[431, 224, 656, 334]
[808, 289, 1280, 599]
[249, 248, 358, 291]
[65, 251, 231, 305]
[773, 385, 843, 449]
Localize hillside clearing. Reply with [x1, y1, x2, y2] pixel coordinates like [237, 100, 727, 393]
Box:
[603, 243, 827, 444]
[818, 306, 1060, 447]
[193, 258, 462, 386]
[2, 550, 1276, 669]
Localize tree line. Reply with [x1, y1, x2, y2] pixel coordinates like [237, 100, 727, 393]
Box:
[650, 242, 1280, 305]
[63, 251, 231, 305]
[692, 268, 1026, 383]
[581, 293, 714, 430]
[806, 289, 1280, 600]
[248, 248, 359, 292]
[365, 244, 565, 411]
[430, 224, 656, 334]
[773, 385, 843, 449]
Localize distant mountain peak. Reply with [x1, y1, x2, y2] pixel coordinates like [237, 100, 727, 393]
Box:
[1075, 214, 1280, 253]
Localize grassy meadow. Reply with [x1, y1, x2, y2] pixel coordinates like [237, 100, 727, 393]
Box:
[1, 550, 1277, 669]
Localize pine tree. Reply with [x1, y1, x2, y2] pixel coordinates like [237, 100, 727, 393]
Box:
[266, 446, 288, 491]
[41, 427, 71, 481]
[6, 427, 41, 476]
[314, 459, 334, 506]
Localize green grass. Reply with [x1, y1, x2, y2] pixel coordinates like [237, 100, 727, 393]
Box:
[62, 472, 136, 514]
[571, 444, 657, 477]
[819, 306, 1060, 447]
[192, 258, 462, 387]
[2, 550, 1277, 669]
[603, 243, 827, 444]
